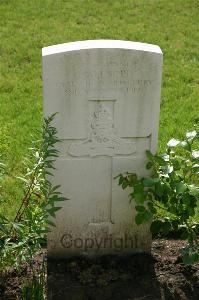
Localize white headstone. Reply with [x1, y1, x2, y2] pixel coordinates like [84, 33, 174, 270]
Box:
[42, 40, 163, 257]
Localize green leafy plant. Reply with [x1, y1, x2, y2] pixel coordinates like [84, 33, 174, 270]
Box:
[115, 119, 199, 264]
[0, 113, 67, 271]
[21, 256, 46, 300]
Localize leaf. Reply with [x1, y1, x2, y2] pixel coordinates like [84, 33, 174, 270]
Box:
[133, 192, 146, 203]
[16, 176, 29, 184]
[188, 185, 199, 196]
[134, 184, 144, 193]
[135, 213, 145, 225]
[193, 164, 199, 169]
[12, 222, 25, 232]
[181, 246, 199, 265]
[119, 176, 123, 185]
[146, 150, 154, 161]
[46, 219, 56, 227]
[186, 130, 197, 140]
[122, 180, 129, 189]
[180, 140, 191, 151]
[50, 185, 61, 193]
[114, 173, 121, 180]
[175, 182, 187, 194]
[142, 178, 155, 187]
[47, 206, 62, 217]
[146, 162, 153, 169]
[161, 154, 170, 162]
[182, 194, 191, 206]
[161, 165, 173, 174]
[135, 210, 152, 225]
[143, 210, 153, 221]
[53, 196, 69, 202]
[150, 220, 163, 234]
[192, 151, 199, 158]
[128, 173, 138, 184]
[155, 182, 164, 197]
[161, 221, 171, 234]
[167, 138, 180, 147]
[154, 155, 167, 166]
[172, 159, 180, 170]
[147, 201, 157, 214]
[0, 223, 9, 234]
[45, 170, 53, 176]
[151, 219, 171, 234]
[135, 205, 146, 213]
[183, 252, 199, 264]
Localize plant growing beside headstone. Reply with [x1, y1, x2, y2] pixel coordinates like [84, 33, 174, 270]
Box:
[21, 256, 47, 300]
[116, 119, 199, 264]
[0, 113, 67, 273]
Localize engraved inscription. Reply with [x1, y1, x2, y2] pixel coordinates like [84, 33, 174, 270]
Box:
[68, 101, 136, 157]
[64, 69, 152, 96]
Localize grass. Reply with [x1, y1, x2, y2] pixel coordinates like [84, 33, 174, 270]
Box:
[0, 0, 199, 219]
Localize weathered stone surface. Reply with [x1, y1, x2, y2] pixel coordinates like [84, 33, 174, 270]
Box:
[42, 40, 163, 257]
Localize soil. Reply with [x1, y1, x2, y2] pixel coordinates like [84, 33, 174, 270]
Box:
[0, 250, 46, 300]
[0, 240, 199, 300]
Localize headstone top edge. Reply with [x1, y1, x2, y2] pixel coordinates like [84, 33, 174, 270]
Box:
[42, 39, 162, 57]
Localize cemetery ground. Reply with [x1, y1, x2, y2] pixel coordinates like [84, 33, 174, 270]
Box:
[0, 0, 199, 299]
[1, 239, 199, 299]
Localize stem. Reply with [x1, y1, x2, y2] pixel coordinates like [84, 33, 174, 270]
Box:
[185, 220, 199, 246]
[10, 140, 44, 236]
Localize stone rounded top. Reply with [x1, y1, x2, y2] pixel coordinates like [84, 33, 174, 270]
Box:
[42, 40, 162, 57]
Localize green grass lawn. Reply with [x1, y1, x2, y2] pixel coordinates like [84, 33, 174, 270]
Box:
[0, 0, 199, 219]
